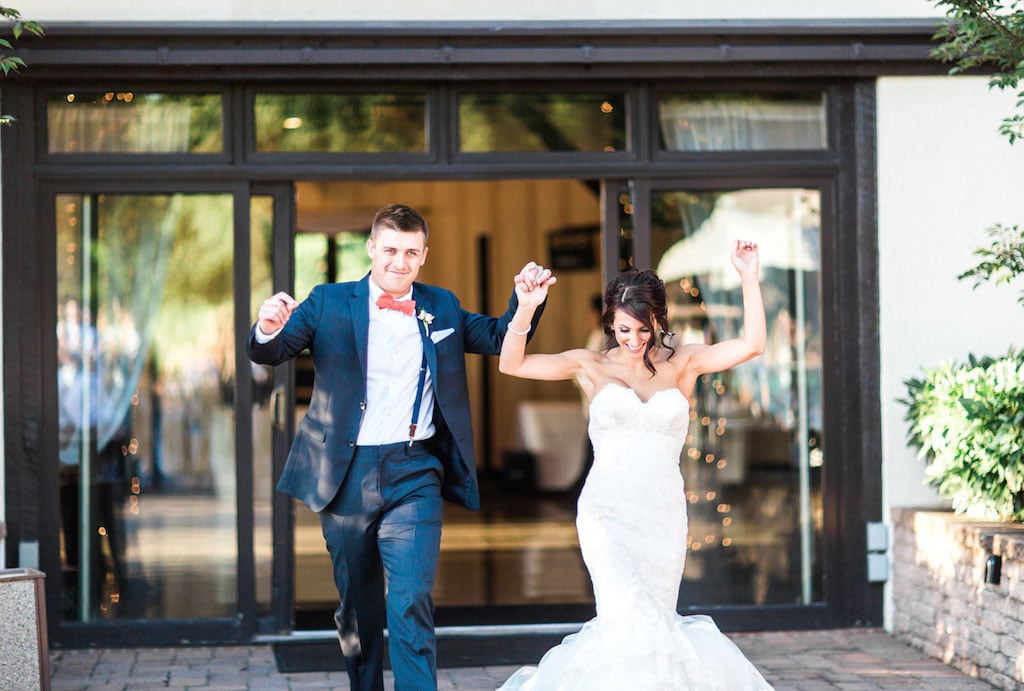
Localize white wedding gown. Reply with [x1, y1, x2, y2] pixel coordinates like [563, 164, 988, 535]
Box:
[499, 383, 773, 690]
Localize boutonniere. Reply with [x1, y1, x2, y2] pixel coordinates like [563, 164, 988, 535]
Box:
[417, 308, 435, 336]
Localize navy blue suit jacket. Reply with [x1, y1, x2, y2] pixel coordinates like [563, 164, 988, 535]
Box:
[247, 275, 538, 513]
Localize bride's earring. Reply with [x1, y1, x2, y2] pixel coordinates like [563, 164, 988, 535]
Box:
[660, 330, 675, 348]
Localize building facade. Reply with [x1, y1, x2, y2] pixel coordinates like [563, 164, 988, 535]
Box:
[2, 0, 1023, 648]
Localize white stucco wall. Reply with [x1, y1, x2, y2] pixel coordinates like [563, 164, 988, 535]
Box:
[877, 75, 1024, 626]
[0, 107, 4, 569]
[23, 0, 942, 22]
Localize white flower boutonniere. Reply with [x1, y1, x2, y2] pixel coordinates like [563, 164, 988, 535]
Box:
[417, 308, 435, 337]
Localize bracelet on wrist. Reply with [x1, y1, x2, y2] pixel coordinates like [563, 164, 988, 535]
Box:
[507, 323, 531, 336]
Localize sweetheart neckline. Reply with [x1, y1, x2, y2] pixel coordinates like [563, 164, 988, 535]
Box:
[593, 381, 685, 406]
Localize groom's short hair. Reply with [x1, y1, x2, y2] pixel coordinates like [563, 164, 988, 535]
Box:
[370, 204, 429, 241]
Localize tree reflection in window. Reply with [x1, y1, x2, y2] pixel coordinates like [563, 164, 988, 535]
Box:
[254, 94, 426, 153]
[459, 93, 626, 153]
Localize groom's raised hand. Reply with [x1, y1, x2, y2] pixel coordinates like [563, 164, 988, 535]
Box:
[257, 291, 299, 335]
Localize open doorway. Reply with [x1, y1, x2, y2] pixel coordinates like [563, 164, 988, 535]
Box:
[286, 179, 605, 628]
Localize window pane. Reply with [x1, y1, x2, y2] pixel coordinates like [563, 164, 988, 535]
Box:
[56, 193, 237, 620]
[658, 93, 826, 151]
[293, 231, 371, 303]
[250, 195, 274, 617]
[48, 92, 223, 154]
[254, 94, 426, 153]
[652, 188, 824, 606]
[459, 93, 626, 152]
[614, 189, 635, 272]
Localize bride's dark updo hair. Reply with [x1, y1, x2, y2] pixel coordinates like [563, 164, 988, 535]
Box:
[602, 269, 674, 375]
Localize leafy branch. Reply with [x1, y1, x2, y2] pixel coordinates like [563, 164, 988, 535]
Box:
[958, 224, 1024, 305]
[932, 0, 1024, 142]
[0, 5, 43, 126]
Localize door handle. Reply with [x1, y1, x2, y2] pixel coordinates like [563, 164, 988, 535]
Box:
[270, 386, 286, 431]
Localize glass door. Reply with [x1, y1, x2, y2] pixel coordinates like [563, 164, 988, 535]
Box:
[55, 191, 239, 622]
[49, 184, 291, 642]
[249, 184, 297, 634]
[644, 185, 825, 608]
[289, 209, 374, 629]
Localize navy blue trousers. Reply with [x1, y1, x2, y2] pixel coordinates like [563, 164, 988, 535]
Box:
[319, 441, 443, 691]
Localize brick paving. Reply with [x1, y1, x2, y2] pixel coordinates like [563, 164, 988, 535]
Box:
[49, 628, 995, 690]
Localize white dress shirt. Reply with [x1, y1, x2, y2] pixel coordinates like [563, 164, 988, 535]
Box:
[359, 281, 435, 445]
[255, 281, 436, 445]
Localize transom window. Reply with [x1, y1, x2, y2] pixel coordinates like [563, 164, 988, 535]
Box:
[47, 92, 223, 154]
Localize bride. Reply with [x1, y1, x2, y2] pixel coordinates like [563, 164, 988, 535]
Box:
[498, 241, 773, 690]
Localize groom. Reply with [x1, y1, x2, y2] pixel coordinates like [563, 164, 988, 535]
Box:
[247, 204, 553, 691]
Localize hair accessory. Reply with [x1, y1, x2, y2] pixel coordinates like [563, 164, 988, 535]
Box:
[621, 286, 630, 301]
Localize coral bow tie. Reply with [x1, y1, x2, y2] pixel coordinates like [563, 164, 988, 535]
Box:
[376, 293, 416, 316]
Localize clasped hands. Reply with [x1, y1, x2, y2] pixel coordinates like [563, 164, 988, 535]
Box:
[513, 261, 557, 306]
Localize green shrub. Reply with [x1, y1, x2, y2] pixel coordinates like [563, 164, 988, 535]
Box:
[902, 349, 1024, 521]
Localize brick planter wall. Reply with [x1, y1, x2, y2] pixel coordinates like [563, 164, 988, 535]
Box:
[892, 508, 1024, 690]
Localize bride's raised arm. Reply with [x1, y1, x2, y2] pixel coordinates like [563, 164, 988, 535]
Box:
[679, 240, 767, 381]
[499, 269, 593, 382]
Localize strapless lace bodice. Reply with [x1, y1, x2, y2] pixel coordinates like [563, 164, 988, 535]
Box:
[588, 383, 690, 468]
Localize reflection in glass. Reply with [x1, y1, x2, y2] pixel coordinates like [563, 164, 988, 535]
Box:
[658, 93, 826, 151]
[459, 93, 626, 152]
[56, 193, 237, 621]
[652, 188, 823, 606]
[48, 92, 223, 154]
[250, 196, 274, 617]
[254, 94, 426, 153]
[616, 189, 635, 271]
